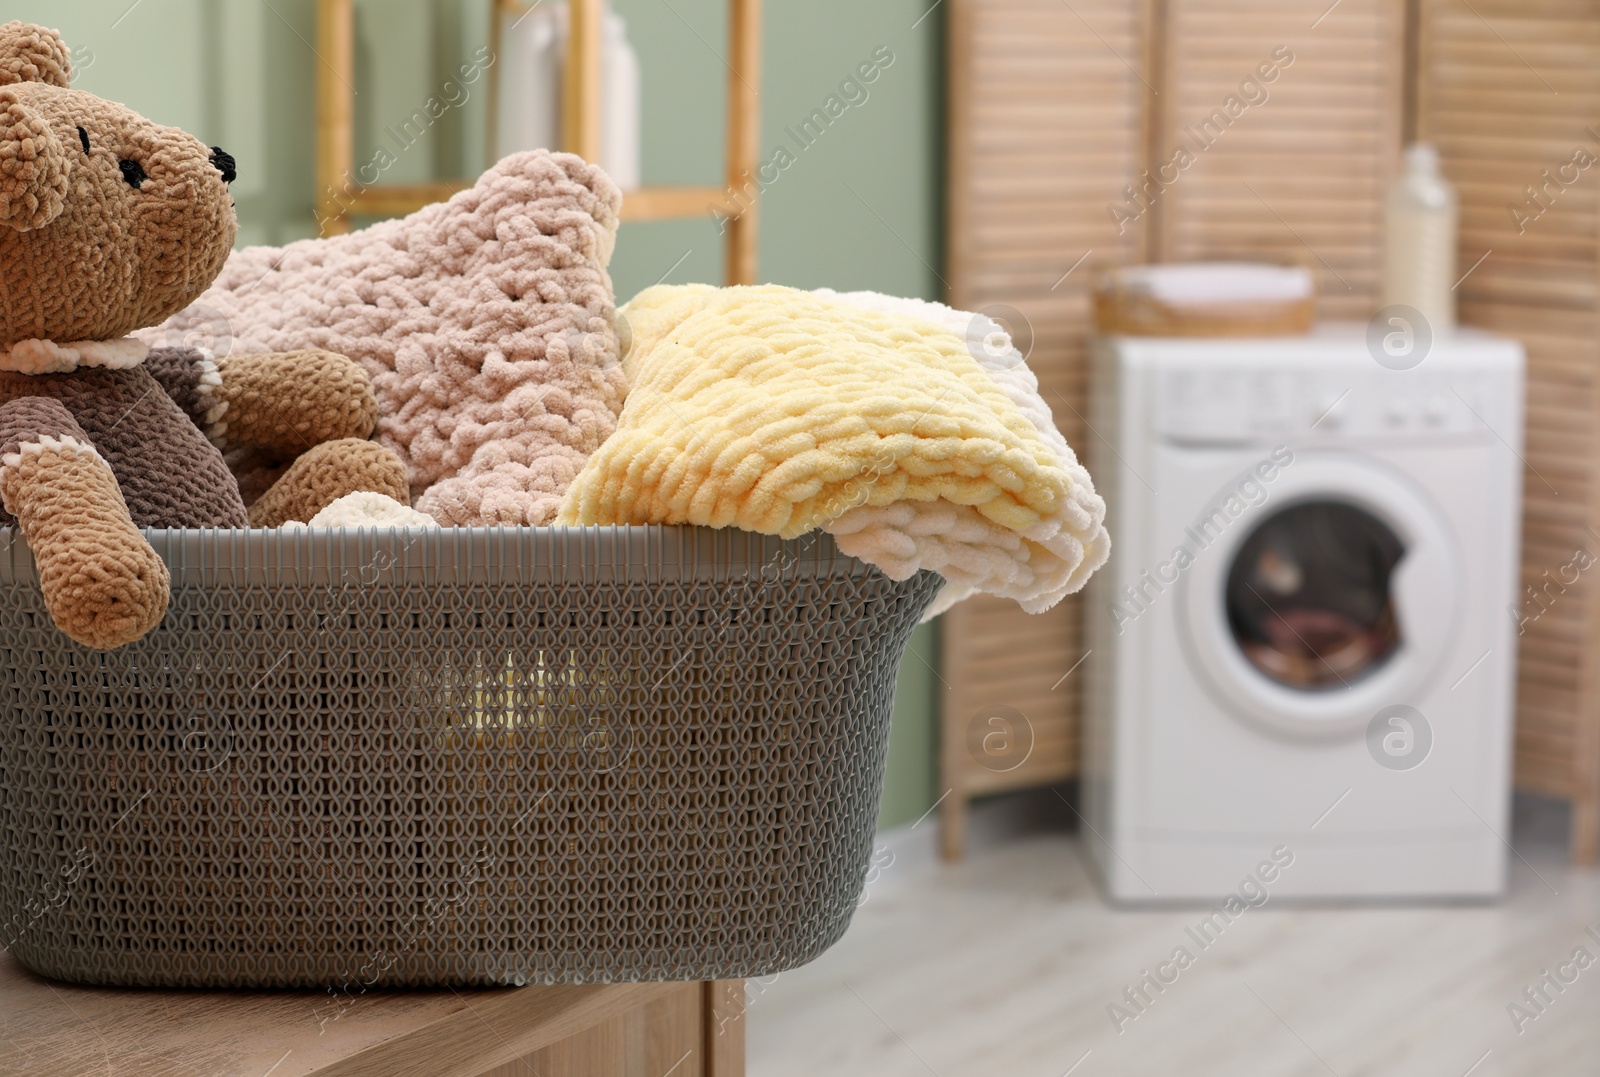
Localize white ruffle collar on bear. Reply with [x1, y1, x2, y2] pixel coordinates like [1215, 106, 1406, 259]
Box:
[0, 337, 150, 374]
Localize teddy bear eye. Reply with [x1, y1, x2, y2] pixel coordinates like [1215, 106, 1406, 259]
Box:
[119, 159, 147, 189]
[76, 126, 90, 154]
[210, 147, 236, 185]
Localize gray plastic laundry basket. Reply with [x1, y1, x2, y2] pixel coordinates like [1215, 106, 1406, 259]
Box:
[0, 525, 939, 989]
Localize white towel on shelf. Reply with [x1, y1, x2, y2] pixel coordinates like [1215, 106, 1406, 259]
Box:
[1114, 262, 1313, 306]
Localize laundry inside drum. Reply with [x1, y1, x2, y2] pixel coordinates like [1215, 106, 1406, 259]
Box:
[1224, 501, 1405, 690]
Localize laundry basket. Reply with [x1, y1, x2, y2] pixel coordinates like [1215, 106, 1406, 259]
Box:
[0, 525, 940, 988]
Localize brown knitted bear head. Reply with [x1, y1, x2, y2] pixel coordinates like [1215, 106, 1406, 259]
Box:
[0, 21, 237, 349]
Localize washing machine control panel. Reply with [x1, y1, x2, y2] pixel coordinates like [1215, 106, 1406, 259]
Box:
[1155, 367, 1492, 441]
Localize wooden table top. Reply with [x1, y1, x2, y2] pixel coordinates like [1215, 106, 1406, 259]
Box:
[0, 952, 679, 1077]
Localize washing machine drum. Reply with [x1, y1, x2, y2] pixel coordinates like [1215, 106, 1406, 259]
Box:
[1226, 502, 1404, 690]
[1178, 455, 1460, 737]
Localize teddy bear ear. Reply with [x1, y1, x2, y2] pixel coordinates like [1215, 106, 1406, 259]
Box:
[0, 22, 72, 89]
[0, 90, 68, 231]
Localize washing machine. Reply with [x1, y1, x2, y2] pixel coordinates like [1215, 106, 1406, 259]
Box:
[1082, 325, 1525, 902]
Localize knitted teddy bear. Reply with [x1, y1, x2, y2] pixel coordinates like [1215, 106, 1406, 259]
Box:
[0, 21, 408, 650]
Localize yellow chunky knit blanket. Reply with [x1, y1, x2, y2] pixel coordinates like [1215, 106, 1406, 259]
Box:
[557, 284, 1109, 613]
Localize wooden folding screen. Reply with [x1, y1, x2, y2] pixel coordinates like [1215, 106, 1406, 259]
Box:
[1417, 0, 1600, 862]
[940, 0, 1408, 857]
[1148, 0, 1404, 318]
[940, 0, 1150, 858]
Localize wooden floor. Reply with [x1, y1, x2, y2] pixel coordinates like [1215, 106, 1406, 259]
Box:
[747, 794, 1600, 1077]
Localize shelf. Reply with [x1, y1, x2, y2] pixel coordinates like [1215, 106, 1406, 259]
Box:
[344, 182, 471, 218]
[314, 0, 761, 284]
[341, 182, 728, 225]
[621, 185, 727, 222]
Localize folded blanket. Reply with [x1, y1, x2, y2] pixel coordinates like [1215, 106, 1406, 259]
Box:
[814, 289, 1109, 615]
[143, 151, 626, 526]
[557, 284, 1109, 613]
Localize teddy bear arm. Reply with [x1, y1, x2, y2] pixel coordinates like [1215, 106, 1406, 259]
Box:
[143, 345, 227, 441]
[0, 395, 170, 649]
[215, 350, 378, 457]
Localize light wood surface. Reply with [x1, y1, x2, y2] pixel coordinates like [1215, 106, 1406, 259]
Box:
[704, 978, 748, 1077]
[1149, 0, 1404, 320]
[620, 185, 729, 222]
[561, 0, 604, 164]
[0, 960, 743, 1077]
[344, 181, 473, 218]
[748, 802, 1600, 1076]
[336, 176, 725, 224]
[1417, 0, 1600, 864]
[723, 0, 763, 286]
[313, 0, 355, 237]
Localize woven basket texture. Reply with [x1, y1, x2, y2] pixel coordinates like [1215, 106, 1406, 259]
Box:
[0, 526, 938, 988]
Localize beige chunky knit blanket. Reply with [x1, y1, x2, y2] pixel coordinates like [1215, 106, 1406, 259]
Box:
[148, 150, 626, 526]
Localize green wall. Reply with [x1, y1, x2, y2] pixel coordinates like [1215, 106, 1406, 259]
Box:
[12, 0, 944, 829]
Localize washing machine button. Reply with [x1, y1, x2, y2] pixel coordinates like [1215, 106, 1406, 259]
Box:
[1383, 399, 1414, 427]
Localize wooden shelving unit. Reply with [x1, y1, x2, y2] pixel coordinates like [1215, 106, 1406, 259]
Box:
[314, 0, 761, 285]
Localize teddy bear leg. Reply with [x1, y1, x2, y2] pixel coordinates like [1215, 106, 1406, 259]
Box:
[248, 438, 410, 528]
[215, 351, 378, 457]
[223, 444, 292, 510]
[0, 398, 170, 649]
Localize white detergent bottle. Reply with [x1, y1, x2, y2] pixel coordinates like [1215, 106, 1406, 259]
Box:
[494, 2, 641, 191]
[601, 9, 641, 191]
[494, 3, 561, 161]
[1382, 142, 1458, 334]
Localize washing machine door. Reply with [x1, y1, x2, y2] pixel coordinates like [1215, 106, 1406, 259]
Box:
[1176, 453, 1460, 737]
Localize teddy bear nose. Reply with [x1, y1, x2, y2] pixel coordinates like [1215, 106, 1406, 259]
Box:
[210, 147, 236, 185]
[118, 159, 147, 189]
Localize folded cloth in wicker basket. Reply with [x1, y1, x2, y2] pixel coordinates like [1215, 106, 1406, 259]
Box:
[143, 151, 627, 527]
[812, 288, 1109, 615]
[557, 284, 1109, 613]
[278, 491, 439, 528]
